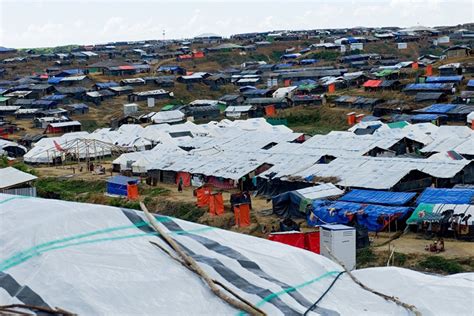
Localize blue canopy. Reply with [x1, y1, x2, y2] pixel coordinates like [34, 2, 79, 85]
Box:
[95, 82, 118, 89]
[43, 94, 66, 101]
[106, 175, 138, 197]
[403, 83, 453, 91]
[339, 189, 416, 206]
[307, 200, 412, 232]
[417, 188, 474, 205]
[411, 114, 446, 122]
[468, 79, 474, 88]
[426, 76, 463, 83]
[300, 59, 317, 65]
[418, 103, 456, 114]
[47, 77, 63, 84]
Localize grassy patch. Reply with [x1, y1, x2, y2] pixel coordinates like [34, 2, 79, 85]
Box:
[36, 177, 105, 200]
[155, 200, 206, 222]
[310, 51, 340, 61]
[356, 247, 377, 267]
[418, 256, 465, 274]
[276, 106, 349, 135]
[140, 186, 170, 196]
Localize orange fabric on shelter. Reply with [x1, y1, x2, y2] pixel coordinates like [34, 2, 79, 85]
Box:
[193, 51, 205, 58]
[328, 83, 336, 93]
[346, 112, 356, 125]
[209, 193, 224, 216]
[412, 62, 419, 69]
[196, 186, 212, 208]
[425, 65, 433, 76]
[127, 184, 139, 200]
[234, 203, 250, 227]
[265, 105, 276, 117]
[284, 79, 291, 87]
[176, 172, 191, 187]
[363, 80, 382, 88]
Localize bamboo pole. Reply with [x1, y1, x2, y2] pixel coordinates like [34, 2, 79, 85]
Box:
[140, 202, 265, 316]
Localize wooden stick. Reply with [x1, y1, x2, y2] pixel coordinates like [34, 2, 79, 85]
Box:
[140, 202, 266, 316]
[149, 241, 267, 315]
[323, 246, 421, 316]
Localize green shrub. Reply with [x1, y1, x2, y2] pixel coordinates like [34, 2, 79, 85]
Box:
[357, 247, 377, 267]
[418, 256, 464, 274]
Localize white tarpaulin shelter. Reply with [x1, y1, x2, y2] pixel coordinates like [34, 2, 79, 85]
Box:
[0, 194, 473, 315]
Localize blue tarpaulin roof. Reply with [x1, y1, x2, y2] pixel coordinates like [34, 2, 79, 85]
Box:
[95, 82, 119, 89]
[47, 77, 63, 84]
[300, 59, 317, 64]
[468, 79, 474, 87]
[418, 103, 456, 114]
[403, 83, 453, 91]
[417, 188, 474, 205]
[425, 76, 463, 83]
[339, 189, 416, 206]
[107, 175, 138, 186]
[307, 200, 412, 232]
[42, 94, 66, 101]
[411, 114, 446, 121]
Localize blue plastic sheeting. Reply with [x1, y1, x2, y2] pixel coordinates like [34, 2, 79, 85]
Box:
[426, 76, 463, 83]
[420, 103, 456, 114]
[281, 54, 300, 59]
[95, 82, 119, 89]
[106, 175, 138, 196]
[47, 77, 63, 84]
[42, 94, 66, 101]
[417, 188, 474, 205]
[411, 114, 446, 121]
[307, 200, 412, 232]
[468, 80, 474, 88]
[404, 83, 452, 91]
[300, 59, 317, 64]
[339, 189, 416, 206]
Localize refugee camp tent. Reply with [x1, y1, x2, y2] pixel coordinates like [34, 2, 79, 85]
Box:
[416, 187, 474, 205]
[106, 175, 138, 197]
[0, 167, 37, 196]
[407, 203, 474, 225]
[338, 189, 416, 206]
[307, 200, 412, 232]
[1, 194, 473, 315]
[272, 183, 344, 218]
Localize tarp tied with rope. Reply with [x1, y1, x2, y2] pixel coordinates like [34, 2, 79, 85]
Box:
[0, 194, 472, 315]
[307, 200, 412, 231]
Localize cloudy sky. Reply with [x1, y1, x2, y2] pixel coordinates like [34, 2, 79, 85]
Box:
[0, 0, 472, 48]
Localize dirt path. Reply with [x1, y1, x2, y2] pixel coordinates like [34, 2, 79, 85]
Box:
[373, 233, 474, 258]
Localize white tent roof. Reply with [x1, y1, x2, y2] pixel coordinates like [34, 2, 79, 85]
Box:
[0, 194, 472, 315]
[0, 167, 37, 189]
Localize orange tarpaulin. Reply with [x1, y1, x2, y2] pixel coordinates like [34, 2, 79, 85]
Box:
[176, 172, 191, 187]
[233, 203, 250, 227]
[346, 112, 356, 126]
[363, 80, 382, 88]
[425, 65, 433, 76]
[328, 83, 336, 93]
[412, 62, 419, 70]
[284, 79, 291, 87]
[127, 184, 139, 200]
[209, 192, 224, 216]
[196, 186, 212, 208]
[265, 104, 276, 117]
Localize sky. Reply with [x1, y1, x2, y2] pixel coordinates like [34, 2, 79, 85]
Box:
[0, 0, 472, 48]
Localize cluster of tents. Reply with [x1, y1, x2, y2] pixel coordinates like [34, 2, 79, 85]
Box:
[272, 185, 474, 239]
